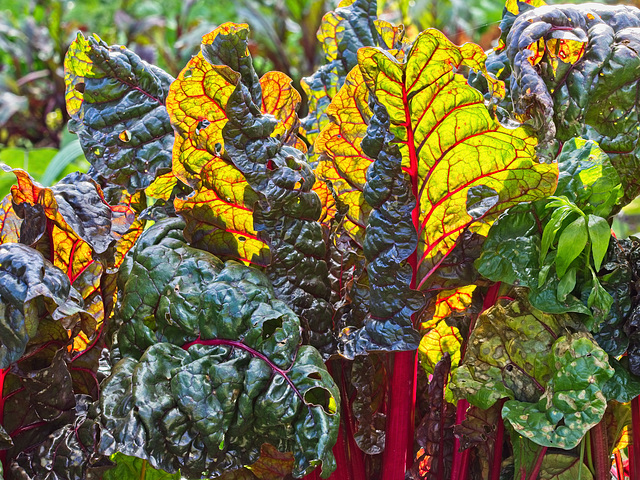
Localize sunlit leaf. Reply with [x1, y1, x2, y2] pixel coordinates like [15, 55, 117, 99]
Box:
[315, 67, 372, 244]
[358, 29, 558, 290]
[64, 33, 175, 192]
[0, 194, 21, 245]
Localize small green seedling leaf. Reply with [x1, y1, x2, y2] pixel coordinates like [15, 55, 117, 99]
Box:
[557, 267, 577, 302]
[555, 215, 587, 278]
[587, 214, 610, 272]
[540, 205, 573, 265]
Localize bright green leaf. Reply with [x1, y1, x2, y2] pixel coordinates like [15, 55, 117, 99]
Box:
[587, 214, 610, 272]
[555, 215, 587, 278]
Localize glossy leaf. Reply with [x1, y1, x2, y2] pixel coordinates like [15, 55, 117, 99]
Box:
[358, 29, 557, 290]
[11, 395, 112, 480]
[210, 25, 335, 354]
[351, 354, 387, 455]
[314, 66, 372, 244]
[301, 0, 404, 147]
[110, 218, 339, 477]
[451, 292, 613, 450]
[538, 454, 593, 479]
[555, 215, 587, 278]
[587, 214, 610, 272]
[0, 243, 86, 369]
[64, 33, 175, 192]
[501, 3, 640, 204]
[408, 355, 455, 480]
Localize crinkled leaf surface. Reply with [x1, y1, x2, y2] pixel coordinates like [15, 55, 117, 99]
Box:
[358, 29, 557, 289]
[301, 0, 403, 148]
[11, 395, 112, 480]
[502, 3, 640, 204]
[64, 33, 175, 192]
[451, 291, 613, 449]
[408, 355, 455, 480]
[0, 243, 84, 369]
[108, 218, 339, 478]
[350, 353, 387, 455]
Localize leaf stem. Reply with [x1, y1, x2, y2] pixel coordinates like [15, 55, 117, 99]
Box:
[585, 431, 595, 476]
[381, 350, 417, 479]
[0, 367, 8, 473]
[614, 451, 624, 480]
[527, 446, 547, 480]
[450, 399, 470, 480]
[631, 396, 640, 480]
[182, 337, 304, 403]
[590, 419, 610, 480]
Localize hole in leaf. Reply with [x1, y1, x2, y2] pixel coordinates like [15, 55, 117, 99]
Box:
[304, 387, 337, 414]
[184, 69, 193, 79]
[119, 130, 132, 142]
[266, 159, 276, 171]
[262, 317, 282, 339]
[307, 372, 322, 381]
[196, 119, 210, 135]
[74, 82, 85, 93]
[505, 364, 514, 372]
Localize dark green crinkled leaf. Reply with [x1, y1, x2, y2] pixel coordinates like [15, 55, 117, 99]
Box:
[500, 3, 640, 204]
[64, 33, 175, 193]
[10, 395, 113, 480]
[351, 353, 387, 455]
[107, 218, 340, 478]
[213, 28, 335, 356]
[451, 291, 613, 449]
[3, 334, 76, 458]
[602, 356, 640, 403]
[408, 354, 455, 480]
[339, 99, 423, 357]
[0, 243, 86, 369]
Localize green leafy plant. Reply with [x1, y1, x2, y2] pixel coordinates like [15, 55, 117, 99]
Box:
[5, 0, 640, 479]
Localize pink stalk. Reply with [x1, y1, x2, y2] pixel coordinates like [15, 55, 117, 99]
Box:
[0, 367, 7, 472]
[381, 350, 418, 479]
[527, 447, 547, 480]
[328, 424, 351, 480]
[631, 397, 640, 480]
[590, 419, 610, 480]
[450, 400, 470, 480]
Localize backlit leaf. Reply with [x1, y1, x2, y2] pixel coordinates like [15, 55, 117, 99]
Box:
[555, 215, 587, 278]
[358, 29, 558, 290]
[64, 33, 175, 192]
[315, 67, 373, 244]
[0, 195, 21, 245]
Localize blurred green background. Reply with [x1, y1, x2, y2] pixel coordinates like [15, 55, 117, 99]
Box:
[1, 0, 637, 234]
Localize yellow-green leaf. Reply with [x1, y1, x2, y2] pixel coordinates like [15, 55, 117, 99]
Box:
[358, 29, 558, 289]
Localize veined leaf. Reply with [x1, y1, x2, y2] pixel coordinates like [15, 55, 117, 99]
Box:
[106, 221, 340, 478]
[0, 195, 21, 245]
[555, 215, 587, 278]
[64, 33, 175, 193]
[451, 291, 613, 450]
[11, 395, 111, 480]
[315, 67, 373, 244]
[301, 0, 404, 148]
[418, 286, 475, 376]
[104, 453, 180, 479]
[358, 29, 558, 290]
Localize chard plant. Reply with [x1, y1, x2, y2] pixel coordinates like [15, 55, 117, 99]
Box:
[4, 0, 640, 479]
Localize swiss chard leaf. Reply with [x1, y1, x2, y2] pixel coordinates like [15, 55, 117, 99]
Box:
[0, 243, 86, 369]
[451, 291, 613, 450]
[109, 218, 340, 478]
[300, 0, 404, 148]
[64, 33, 175, 193]
[10, 395, 113, 480]
[501, 3, 640, 204]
